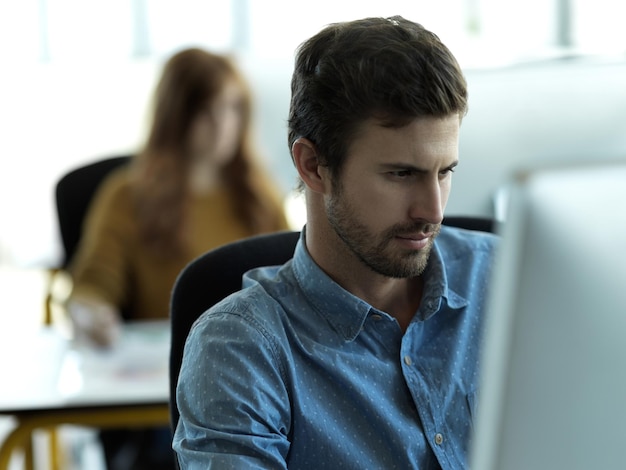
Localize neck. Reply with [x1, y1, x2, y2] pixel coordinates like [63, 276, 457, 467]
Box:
[304, 194, 424, 332]
[188, 154, 221, 194]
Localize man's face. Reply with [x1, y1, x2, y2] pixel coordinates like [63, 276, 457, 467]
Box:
[325, 115, 460, 278]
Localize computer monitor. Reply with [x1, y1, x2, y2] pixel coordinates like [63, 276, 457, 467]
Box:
[470, 163, 626, 470]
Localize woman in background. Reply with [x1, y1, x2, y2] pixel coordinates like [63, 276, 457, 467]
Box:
[68, 47, 289, 344]
[66, 48, 290, 469]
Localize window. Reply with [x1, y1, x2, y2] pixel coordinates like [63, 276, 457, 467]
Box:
[1, 0, 625, 266]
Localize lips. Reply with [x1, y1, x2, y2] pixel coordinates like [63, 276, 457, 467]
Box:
[391, 223, 440, 250]
[395, 233, 431, 250]
[397, 232, 433, 241]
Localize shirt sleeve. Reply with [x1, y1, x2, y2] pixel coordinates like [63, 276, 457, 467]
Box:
[68, 169, 133, 308]
[173, 307, 292, 469]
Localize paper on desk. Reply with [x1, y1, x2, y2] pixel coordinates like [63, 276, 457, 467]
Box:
[57, 320, 170, 403]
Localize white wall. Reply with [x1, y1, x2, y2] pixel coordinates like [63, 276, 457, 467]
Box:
[229, 53, 626, 222]
[452, 56, 626, 217]
[0, 60, 159, 267]
[1, 55, 625, 267]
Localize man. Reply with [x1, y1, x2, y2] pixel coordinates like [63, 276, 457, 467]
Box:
[173, 16, 497, 469]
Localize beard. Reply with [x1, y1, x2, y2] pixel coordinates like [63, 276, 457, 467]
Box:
[326, 188, 440, 279]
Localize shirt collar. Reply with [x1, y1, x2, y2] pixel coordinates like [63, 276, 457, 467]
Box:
[417, 239, 468, 320]
[292, 230, 371, 342]
[291, 227, 469, 337]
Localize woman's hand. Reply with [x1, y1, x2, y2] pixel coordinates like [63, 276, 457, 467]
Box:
[67, 296, 122, 347]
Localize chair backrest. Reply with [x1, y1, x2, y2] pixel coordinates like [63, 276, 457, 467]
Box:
[168, 230, 300, 431]
[55, 155, 132, 267]
[168, 216, 495, 432]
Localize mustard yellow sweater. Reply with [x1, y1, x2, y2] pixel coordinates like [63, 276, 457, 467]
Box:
[69, 167, 290, 320]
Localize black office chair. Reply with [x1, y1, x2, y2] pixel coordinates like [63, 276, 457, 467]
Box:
[47, 155, 132, 320]
[55, 155, 132, 267]
[45, 155, 132, 325]
[168, 216, 495, 435]
[55, 154, 179, 469]
[43, 155, 133, 468]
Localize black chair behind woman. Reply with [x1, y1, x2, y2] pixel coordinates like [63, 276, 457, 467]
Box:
[54, 155, 172, 470]
[55, 155, 131, 267]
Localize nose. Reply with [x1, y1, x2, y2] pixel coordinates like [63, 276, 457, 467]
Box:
[408, 179, 445, 226]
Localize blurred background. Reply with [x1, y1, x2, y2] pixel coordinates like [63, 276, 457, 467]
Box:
[0, 2, 625, 468]
[0, 0, 625, 269]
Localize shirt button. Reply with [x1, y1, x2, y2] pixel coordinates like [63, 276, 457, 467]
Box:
[403, 356, 412, 366]
[371, 314, 383, 321]
[434, 433, 444, 445]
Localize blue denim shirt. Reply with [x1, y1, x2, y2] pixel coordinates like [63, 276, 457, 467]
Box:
[174, 226, 498, 469]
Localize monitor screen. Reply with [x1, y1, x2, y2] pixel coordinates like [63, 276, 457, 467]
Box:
[470, 163, 626, 470]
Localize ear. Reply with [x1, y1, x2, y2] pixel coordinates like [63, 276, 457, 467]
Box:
[291, 137, 329, 193]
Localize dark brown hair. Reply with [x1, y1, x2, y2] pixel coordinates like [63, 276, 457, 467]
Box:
[288, 16, 468, 181]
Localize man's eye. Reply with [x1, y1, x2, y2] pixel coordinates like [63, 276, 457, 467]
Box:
[440, 167, 456, 176]
[389, 170, 413, 178]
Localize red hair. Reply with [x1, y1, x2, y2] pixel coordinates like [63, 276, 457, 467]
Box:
[131, 48, 282, 256]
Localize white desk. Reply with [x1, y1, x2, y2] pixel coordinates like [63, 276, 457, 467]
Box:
[0, 320, 171, 470]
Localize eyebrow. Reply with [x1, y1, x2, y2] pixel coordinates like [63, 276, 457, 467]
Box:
[380, 160, 459, 173]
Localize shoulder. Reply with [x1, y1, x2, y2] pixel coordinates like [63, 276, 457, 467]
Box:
[97, 166, 133, 198]
[81, 166, 136, 229]
[202, 289, 280, 326]
[436, 224, 499, 263]
[191, 265, 293, 342]
[433, 225, 499, 300]
[90, 166, 134, 212]
[187, 280, 292, 375]
[438, 224, 498, 249]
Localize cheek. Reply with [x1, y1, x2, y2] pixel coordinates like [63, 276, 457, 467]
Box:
[343, 180, 402, 227]
[189, 117, 214, 148]
[217, 113, 242, 146]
